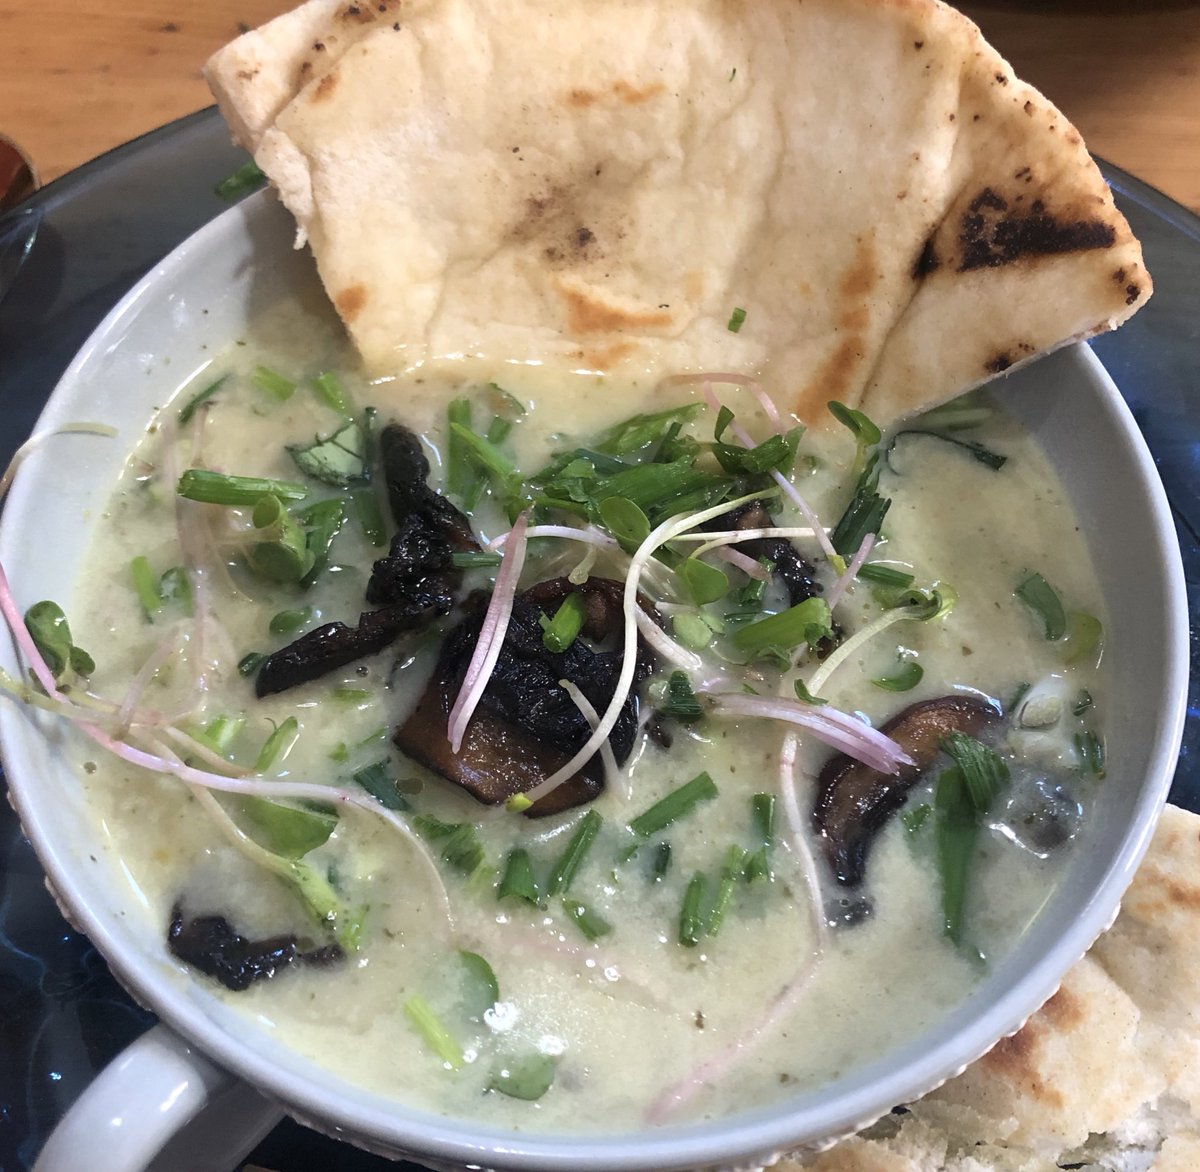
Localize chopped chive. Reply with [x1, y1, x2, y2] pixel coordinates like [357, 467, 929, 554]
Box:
[539, 592, 587, 654]
[249, 495, 316, 584]
[486, 416, 514, 445]
[459, 950, 500, 1020]
[752, 793, 775, 847]
[498, 848, 541, 905]
[857, 564, 914, 588]
[214, 160, 266, 200]
[269, 607, 312, 635]
[545, 810, 602, 896]
[352, 760, 408, 810]
[629, 772, 719, 838]
[660, 670, 703, 723]
[255, 716, 299, 772]
[872, 659, 924, 692]
[313, 371, 353, 417]
[652, 841, 672, 880]
[562, 898, 612, 941]
[177, 374, 228, 425]
[1075, 730, 1106, 778]
[726, 306, 747, 333]
[828, 401, 882, 448]
[451, 551, 503, 569]
[743, 845, 771, 882]
[332, 685, 371, 704]
[707, 847, 747, 935]
[349, 487, 387, 546]
[403, 996, 463, 1069]
[252, 365, 296, 401]
[194, 713, 246, 758]
[730, 596, 832, 657]
[1015, 572, 1067, 640]
[238, 651, 266, 677]
[129, 556, 162, 620]
[678, 872, 709, 946]
[488, 1053, 556, 1101]
[177, 469, 307, 505]
[1073, 689, 1094, 716]
[445, 398, 478, 500]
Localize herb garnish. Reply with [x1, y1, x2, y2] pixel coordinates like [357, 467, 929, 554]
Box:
[1015, 572, 1067, 640]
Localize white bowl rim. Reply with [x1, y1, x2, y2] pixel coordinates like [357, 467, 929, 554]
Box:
[0, 193, 1190, 1171]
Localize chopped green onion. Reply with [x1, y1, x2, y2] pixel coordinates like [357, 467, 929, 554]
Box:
[678, 557, 729, 605]
[158, 566, 193, 615]
[23, 601, 93, 680]
[313, 371, 353, 417]
[177, 374, 228, 425]
[857, 564, 914, 588]
[562, 898, 612, 941]
[830, 453, 890, 557]
[349, 487, 386, 546]
[545, 810, 602, 896]
[1062, 611, 1103, 665]
[727, 306, 747, 333]
[452, 551, 503, 569]
[129, 555, 163, 620]
[940, 731, 1009, 813]
[752, 793, 775, 846]
[177, 469, 307, 505]
[255, 716, 299, 772]
[459, 950, 500, 1019]
[707, 846, 748, 935]
[827, 401, 882, 448]
[351, 760, 409, 810]
[1075, 730, 1106, 778]
[214, 160, 266, 200]
[332, 685, 371, 704]
[445, 398, 481, 502]
[1073, 688, 1094, 716]
[730, 596, 832, 658]
[652, 841, 672, 879]
[288, 418, 368, 487]
[660, 671, 703, 723]
[413, 815, 487, 876]
[598, 496, 651, 553]
[1015, 572, 1067, 640]
[488, 1053, 556, 1100]
[594, 404, 703, 456]
[935, 766, 976, 948]
[711, 427, 802, 478]
[902, 803, 931, 834]
[252, 365, 296, 401]
[678, 872, 708, 946]
[238, 651, 266, 678]
[498, 848, 541, 905]
[872, 659, 924, 692]
[743, 845, 771, 883]
[449, 421, 516, 479]
[249, 495, 316, 584]
[193, 713, 246, 758]
[793, 678, 827, 705]
[295, 498, 346, 586]
[879, 584, 957, 622]
[269, 607, 312, 635]
[539, 592, 587, 654]
[630, 771, 718, 838]
[404, 996, 463, 1069]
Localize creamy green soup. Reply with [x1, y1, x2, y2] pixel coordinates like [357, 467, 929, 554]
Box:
[57, 292, 1106, 1131]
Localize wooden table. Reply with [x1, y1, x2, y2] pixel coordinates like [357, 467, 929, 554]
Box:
[3, 0, 1200, 214]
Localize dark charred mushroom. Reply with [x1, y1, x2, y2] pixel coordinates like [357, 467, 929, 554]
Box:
[706, 499, 821, 606]
[254, 423, 477, 697]
[394, 577, 657, 817]
[167, 904, 342, 992]
[813, 695, 1000, 886]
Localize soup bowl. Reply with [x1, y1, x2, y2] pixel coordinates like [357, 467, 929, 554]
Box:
[0, 192, 1188, 1171]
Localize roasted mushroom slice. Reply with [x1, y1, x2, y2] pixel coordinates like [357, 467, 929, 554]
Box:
[813, 694, 1000, 886]
[167, 904, 342, 992]
[395, 577, 657, 817]
[706, 499, 821, 605]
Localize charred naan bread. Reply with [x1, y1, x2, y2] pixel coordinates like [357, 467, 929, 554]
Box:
[206, 0, 1150, 426]
[781, 804, 1200, 1171]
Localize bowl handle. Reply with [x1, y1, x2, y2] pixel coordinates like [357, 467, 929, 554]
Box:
[34, 1023, 285, 1172]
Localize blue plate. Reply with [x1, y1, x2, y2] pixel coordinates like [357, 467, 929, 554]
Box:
[0, 108, 1195, 1171]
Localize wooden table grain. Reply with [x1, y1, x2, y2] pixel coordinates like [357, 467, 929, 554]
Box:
[3, 0, 1199, 213]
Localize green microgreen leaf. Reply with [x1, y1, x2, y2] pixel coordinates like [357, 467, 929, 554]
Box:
[24, 601, 93, 681]
[488, 1053, 557, 1100]
[793, 678, 827, 705]
[677, 557, 729, 605]
[352, 760, 409, 810]
[237, 651, 266, 678]
[828, 401, 882, 448]
[1063, 611, 1103, 665]
[830, 453, 890, 557]
[459, 950, 500, 1020]
[940, 731, 1009, 815]
[269, 607, 312, 636]
[539, 592, 587, 653]
[597, 496, 652, 552]
[1015, 572, 1067, 640]
[235, 796, 336, 858]
[288, 417, 368, 487]
[629, 771, 718, 838]
[872, 658, 924, 692]
[255, 716, 299, 772]
[672, 613, 714, 650]
[313, 371, 353, 417]
[129, 555, 163, 620]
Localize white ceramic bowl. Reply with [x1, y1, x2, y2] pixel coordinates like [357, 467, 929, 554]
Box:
[0, 193, 1189, 1171]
